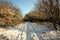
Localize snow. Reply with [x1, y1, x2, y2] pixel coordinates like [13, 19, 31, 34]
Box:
[0, 22, 60, 40]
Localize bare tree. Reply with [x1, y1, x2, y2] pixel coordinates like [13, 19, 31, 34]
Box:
[35, 0, 60, 30]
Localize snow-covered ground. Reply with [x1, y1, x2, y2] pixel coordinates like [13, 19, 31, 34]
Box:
[0, 22, 60, 40]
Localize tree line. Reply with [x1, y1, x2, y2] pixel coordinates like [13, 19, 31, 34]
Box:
[23, 0, 60, 30]
[0, 0, 60, 30]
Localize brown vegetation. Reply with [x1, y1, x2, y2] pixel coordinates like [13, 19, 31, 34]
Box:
[0, 1, 22, 27]
[24, 10, 47, 22]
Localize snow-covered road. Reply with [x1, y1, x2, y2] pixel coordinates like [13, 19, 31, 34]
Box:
[26, 22, 54, 40]
[14, 22, 60, 40]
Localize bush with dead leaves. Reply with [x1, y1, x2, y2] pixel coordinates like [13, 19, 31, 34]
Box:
[0, 1, 22, 27]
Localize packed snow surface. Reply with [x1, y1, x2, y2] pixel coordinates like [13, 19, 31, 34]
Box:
[0, 22, 60, 40]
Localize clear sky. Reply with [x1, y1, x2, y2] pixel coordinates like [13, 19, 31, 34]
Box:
[10, 0, 37, 16]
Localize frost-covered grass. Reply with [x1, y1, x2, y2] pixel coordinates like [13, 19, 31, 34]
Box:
[0, 27, 20, 40]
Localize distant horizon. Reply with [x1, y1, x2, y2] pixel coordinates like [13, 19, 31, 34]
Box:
[10, 0, 37, 16]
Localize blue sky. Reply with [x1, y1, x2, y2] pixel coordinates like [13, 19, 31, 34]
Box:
[10, 0, 37, 15]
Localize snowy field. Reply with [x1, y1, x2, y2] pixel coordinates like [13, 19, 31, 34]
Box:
[0, 22, 60, 40]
